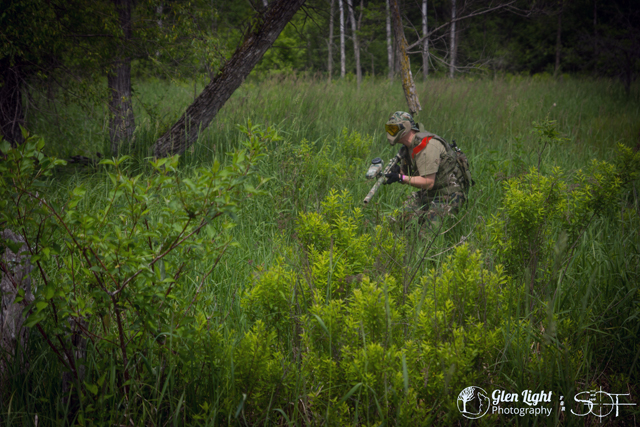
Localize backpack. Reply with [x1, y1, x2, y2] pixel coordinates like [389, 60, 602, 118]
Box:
[449, 140, 474, 193]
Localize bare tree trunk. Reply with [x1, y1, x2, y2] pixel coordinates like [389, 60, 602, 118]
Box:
[0, 229, 33, 384]
[347, 0, 361, 88]
[449, 0, 457, 78]
[371, 52, 375, 76]
[390, 0, 421, 114]
[394, 33, 402, 76]
[328, 0, 334, 81]
[422, 0, 429, 81]
[156, 4, 162, 58]
[592, 0, 598, 65]
[386, 0, 393, 81]
[152, 0, 307, 158]
[554, 0, 563, 78]
[0, 60, 24, 147]
[339, 0, 346, 78]
[108, 0, 135, 156]
[593, 0, 597, 35]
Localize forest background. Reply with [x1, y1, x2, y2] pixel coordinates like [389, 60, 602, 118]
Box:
[1, 0, 639, 425]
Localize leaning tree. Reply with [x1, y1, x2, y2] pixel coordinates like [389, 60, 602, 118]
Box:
[151, 0, 307, 158]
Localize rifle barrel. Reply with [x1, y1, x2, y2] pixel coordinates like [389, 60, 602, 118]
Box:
[363, 176, 385, 204]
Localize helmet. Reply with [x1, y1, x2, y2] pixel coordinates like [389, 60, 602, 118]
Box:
[385, 111, 419, 145]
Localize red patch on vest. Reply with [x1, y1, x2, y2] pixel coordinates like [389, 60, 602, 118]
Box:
[412, 136, 432, 159]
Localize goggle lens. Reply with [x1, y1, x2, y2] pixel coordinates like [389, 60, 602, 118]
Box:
[385, 123, 404, 136]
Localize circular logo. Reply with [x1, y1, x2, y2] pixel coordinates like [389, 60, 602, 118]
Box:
[457, 386, 491, 419]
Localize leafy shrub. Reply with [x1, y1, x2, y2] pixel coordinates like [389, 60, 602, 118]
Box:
[242, 190, 516, 424]
[0, 125, 272, 413]
[241, 260, 297, 334]
[486, 141, 636, 291]
[487, 167, 566, 287]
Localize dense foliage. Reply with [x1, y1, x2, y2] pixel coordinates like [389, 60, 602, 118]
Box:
[1, 75, 639, 425]
[1, 1, 640, 425]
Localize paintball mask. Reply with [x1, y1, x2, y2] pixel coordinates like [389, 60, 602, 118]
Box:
[385, 111, 419, 145]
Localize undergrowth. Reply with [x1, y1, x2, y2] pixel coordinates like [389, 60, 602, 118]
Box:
[1, 76, 639, 425]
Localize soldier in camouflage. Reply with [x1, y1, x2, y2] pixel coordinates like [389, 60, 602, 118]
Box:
[383, 111, 471, 222]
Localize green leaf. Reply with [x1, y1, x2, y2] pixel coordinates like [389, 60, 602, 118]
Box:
[97, 372, 107, 387]
[402, 353, 409, 395]
[311, 313, 330, 337]
[44, 286, 55, 300]
[14, 288, 25, 304]
[24, 312, 46, 328]
[0, 139, 12, 154]
[73, 186, 86, 197]
[339, 382, 362, 404]
[84, 382, 99, 395]
[1, 238, 24, 255]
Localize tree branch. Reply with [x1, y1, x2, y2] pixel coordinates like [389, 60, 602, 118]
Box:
[408, 1, 517, 50]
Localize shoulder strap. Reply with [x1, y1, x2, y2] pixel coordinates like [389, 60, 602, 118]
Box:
[412, 136, 432, 159]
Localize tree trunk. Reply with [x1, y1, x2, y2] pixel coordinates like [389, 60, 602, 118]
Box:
[108, 0, 135, 156]
[386, 0, 393, 81]
[394, 33, 402, 76]
[152, 0, 307, 158]
[339, 0, 346, 78]
[554, 0, 563, 78]
[593, 0, 597, 35]
[449, 0, 457, 78]
[0, 60, 24, 147]
[0, 229, 33, 384]
[390, 0, 421, 114]
[156, 4, 163, 58]
[422, 0, 429, 81]
[328, 0, 334, 81]
[347, 0, 361, 88]
[371, 52, 375, 76]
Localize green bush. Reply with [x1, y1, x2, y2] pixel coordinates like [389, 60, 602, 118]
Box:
[0, 124, 272, 420]
[241, 189, 519, 424]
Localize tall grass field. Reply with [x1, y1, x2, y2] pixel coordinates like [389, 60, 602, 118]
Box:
[2, 75, 639, 426]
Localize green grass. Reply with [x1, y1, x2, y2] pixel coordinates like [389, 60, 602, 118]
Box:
[3, 75, 639, 425]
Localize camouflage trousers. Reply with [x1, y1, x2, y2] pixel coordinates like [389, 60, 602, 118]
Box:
[401, 191, 465, 223]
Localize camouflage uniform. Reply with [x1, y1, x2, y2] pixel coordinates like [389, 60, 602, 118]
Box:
[400, 131, 467, 222]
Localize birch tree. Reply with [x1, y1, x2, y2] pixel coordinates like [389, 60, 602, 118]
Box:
[386, 0, 393, 81]
[347, 0, 362, 88]
[339, 0, 346, 78]
[328, 0, 334, 81]
[449, 0, 457, 78]
[422, 0, 429, 81]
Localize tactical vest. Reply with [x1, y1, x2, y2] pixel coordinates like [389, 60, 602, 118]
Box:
[404, 131, 473, 199]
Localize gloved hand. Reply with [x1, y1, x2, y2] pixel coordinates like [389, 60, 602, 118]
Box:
[384, 173, 402, 185]
[390, 163, 401, 174]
